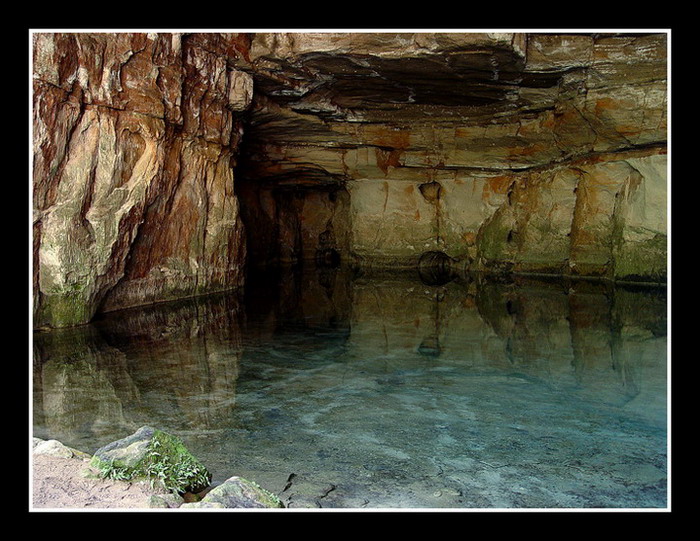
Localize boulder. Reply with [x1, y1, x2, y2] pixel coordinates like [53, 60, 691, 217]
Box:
[147, 493, 186, 509]
[33, 437, 91, 460]
[90, 426, 211, 494]
[190, 476, 284, 509]
[179, 501, 227, 509]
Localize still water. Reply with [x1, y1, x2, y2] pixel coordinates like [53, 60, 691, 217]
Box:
[32, 266, 668, 509]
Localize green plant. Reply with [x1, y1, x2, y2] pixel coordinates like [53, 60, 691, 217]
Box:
[140, 431, 211, 493]
[94, 429, 211, 494]
[97, 460, 132, 481]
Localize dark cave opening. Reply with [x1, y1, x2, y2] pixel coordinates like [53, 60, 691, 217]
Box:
[235, 167, 352, 273]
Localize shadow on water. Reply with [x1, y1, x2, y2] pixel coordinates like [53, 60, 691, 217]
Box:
[32, 264, 668, 509]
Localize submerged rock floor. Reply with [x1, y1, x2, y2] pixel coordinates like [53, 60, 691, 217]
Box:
[33, 270, 668, 510]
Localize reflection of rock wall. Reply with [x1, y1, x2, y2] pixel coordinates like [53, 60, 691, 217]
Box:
[33, 325, 141, 448]
[33, 265, 666, 453]
[32, 33, 251, 328]
[244, 265, 353, 333]
[33, 292, 244, 450]
[98, 293, 244, 432]
[346, 270, 666, 416]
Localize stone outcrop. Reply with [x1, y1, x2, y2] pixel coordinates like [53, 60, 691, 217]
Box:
[32, 32, 667, 328]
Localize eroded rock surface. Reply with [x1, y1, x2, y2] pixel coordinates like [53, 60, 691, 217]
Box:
[32, 32, 667, 328]
[33, 33, 251, 328]
[233, 32, 667, 282]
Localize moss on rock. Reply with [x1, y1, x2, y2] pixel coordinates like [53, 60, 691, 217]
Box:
[613, 231, 667, 283]
[90, 426, 212, 494]
[195, 476, 284, 508]
[36, 291, 96, 329]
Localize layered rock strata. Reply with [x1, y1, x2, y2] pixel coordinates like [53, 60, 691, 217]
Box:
[32, 33, 252, 328]
[233, 32, 667, 283]
[32, 32, 668, 328]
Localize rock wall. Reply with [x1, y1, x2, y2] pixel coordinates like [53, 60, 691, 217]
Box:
[32, 33, 252, 328]
[234, 32, 667, 282]
[32, 32, 668, 328]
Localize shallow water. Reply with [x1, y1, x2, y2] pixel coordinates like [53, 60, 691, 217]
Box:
[32, 266, 668, 509]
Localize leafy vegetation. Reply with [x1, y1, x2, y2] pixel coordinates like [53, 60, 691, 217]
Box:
[94, 429, 211, 494]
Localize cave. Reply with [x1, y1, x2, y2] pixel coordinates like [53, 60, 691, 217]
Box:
[31, 31, 669, 510]
[227, 31, 668, 290]
[32, 32, 668, 327]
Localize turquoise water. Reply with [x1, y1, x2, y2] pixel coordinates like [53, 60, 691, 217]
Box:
[32, 267, 668, 509]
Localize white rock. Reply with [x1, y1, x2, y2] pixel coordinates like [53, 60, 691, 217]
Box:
[33, 439, 74, 459]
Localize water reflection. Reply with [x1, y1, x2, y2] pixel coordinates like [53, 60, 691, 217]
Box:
[33, 293, 244, 449]
[32, 266, 667, 508]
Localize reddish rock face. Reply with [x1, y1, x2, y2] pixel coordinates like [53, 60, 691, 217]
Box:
[32, 32, 667, 328]
[32, 33, 252, 328]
